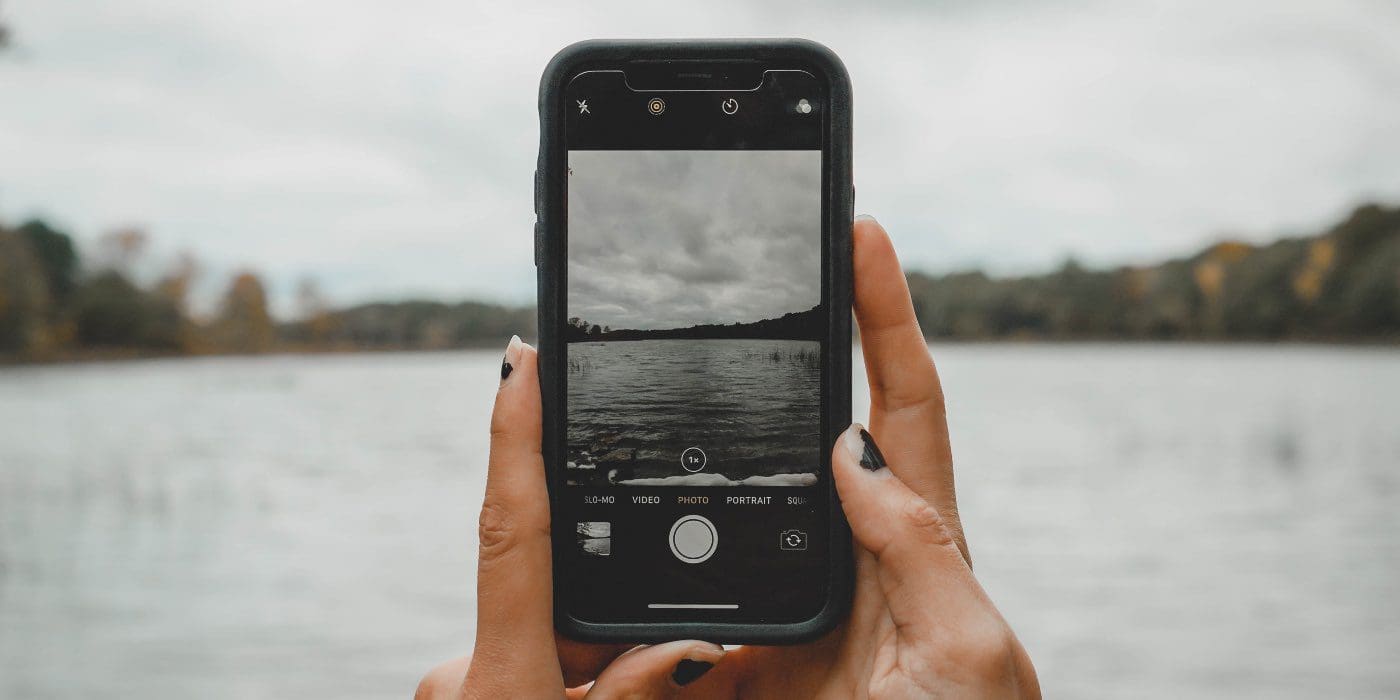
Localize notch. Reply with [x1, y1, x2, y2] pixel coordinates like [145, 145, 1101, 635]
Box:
[624, 60, 765, 91]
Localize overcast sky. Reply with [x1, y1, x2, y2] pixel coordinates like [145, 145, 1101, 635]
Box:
[569, 150, 820, 330]
[1, 0, 1398, 315]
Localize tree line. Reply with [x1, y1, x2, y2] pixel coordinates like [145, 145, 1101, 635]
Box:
[1, 202, 1396, 362]
[0, 221, 278, 358]
[0, 220, 533, 361]
[564, 306, 824, 342]
[907, 203, 1399, 342]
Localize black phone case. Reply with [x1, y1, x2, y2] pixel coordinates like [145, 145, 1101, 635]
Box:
[534, 38, 853, 645]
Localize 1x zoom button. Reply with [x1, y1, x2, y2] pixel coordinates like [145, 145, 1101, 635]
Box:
[680, 446, 706, 473]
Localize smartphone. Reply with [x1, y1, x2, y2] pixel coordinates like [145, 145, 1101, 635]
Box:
[534, 39, 853, 644]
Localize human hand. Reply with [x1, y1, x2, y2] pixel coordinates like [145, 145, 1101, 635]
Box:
[416, 336, 726, 699]
[682, 216, 1040, 699]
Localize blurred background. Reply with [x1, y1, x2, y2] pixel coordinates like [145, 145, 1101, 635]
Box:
[1, 1, 1398, 698]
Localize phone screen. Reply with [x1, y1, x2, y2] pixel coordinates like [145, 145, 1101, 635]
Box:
[559, 69, 831, 624]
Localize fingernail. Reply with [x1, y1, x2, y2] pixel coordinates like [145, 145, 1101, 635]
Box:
[842, 423, 887, 471]
[854, 213, 877, 223]
[672, 659, 715, 686]
[500, 335, 521, 381]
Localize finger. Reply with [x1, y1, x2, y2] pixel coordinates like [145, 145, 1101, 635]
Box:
[415, 654, 471, 700]
[465, 336, 562, 697]
[556, 638, 635, 688]
[709, 625, 849, 698]
[845, 545, 889, 637]
[832, 423, 971, 634]
[581, 641, 725, 700]
[852, 215, 968, 563]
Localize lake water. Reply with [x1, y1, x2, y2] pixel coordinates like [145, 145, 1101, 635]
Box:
[1, 345, 1397, 698]
[566, 339, 820, 486]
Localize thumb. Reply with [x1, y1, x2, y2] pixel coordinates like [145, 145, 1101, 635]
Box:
[832, 423, 971, 632]
[574, 641, 725, 700]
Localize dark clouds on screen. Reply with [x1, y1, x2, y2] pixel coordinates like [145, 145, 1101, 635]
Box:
[567, 150, 820, 330]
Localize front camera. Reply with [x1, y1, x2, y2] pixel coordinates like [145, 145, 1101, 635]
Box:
[796, 98, 813, 114]
[646, 97, 666, 116]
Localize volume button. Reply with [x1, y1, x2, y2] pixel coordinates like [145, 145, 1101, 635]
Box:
[533, 167, 544, 267]
[534, 219, 545, 268]
[533, 168, 543, 217]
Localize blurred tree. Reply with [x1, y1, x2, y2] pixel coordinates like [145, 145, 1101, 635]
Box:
[152, 252, 202, 352]
[903, 204, 1397, 342]
[0, 4, 11, 53]
[16, 220, 79, 308]
[71, 271, 183, 350]
[319, 300, 533, 349]
[153, 252, 200, 314]
[215, 271, 275, 352]
[295, 277, 325, 318]
[1291, 239, 1335, 303]
[1310, 204, 1400, 336]
[95, 227, 149, 276]
[294, 276, 337, 345]
[0, 228, 52, 355]
[1219, 238, 1308, 338]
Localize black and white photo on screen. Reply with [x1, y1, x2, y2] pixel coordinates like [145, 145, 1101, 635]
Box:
[565, 150, 824, 487]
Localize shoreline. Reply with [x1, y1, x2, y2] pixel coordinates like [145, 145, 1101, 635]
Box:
[4, 337, 1397, 368]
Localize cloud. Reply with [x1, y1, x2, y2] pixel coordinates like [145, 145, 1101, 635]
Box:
[567, 150, 821, 330]
[1, 0, 1398, 315]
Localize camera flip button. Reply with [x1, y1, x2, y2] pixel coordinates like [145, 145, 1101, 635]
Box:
[780, 529, 808, 551]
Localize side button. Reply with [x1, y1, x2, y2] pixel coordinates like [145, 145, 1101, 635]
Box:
[534, 220, 545, 267]
[533, 169, 543, 217]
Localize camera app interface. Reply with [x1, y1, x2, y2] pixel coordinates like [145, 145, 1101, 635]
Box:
[564, 147, 828, 622]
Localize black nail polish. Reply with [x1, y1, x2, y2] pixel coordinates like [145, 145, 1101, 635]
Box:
[672, 659, 714, 686]
[858, 428, 887, 471]
[500, 357, 513, 380]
